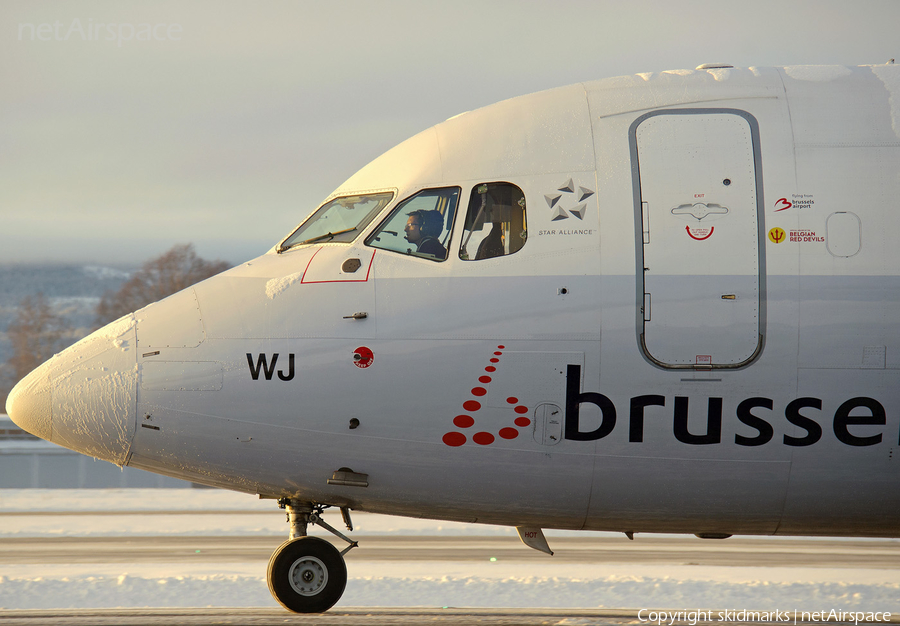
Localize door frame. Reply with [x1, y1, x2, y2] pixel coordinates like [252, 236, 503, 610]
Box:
[628, 108, 767, 370]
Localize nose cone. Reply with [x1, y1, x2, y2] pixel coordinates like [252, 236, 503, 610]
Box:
[6, 364, 52, 440]
[6, 315, 138, 465]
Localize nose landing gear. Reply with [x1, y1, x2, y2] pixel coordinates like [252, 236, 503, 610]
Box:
[267, 500, 358, 613]
[268, 535, 346, 613]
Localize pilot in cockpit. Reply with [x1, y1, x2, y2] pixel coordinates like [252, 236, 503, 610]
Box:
[404, 209, 447, 259]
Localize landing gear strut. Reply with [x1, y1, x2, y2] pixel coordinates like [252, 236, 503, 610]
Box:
[267, 500, 358, 613]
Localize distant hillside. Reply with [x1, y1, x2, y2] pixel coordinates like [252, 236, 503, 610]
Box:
[0, 263, 135, 407]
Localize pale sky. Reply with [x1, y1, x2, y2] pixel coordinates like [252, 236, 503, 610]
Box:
[2, 0, 898, 266]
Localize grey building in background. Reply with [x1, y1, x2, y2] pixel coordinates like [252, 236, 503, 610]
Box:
[0, 414, 190, 488]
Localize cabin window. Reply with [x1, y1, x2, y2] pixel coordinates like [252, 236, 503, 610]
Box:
[278, 192, 394, 253]
[826, 211, 861, 257]
[459, 182, 527, 261]
[365, 187, 460, 261]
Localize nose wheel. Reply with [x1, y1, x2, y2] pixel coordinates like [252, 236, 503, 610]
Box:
[268, 536, 347, 613]
[267, 500, 357, 613]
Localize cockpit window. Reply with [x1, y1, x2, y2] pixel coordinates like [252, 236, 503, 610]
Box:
[278, 192, 394, 253]
[459, 182, 527, 260]
[366, 187, 460, 261]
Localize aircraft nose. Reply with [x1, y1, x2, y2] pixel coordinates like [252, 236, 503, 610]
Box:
[5, 315, 138, 466]
[5, 361, 52, 441]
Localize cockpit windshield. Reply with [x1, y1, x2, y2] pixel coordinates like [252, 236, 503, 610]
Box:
[278, 192, 394, 253]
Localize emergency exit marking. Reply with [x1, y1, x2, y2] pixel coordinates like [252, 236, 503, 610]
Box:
[686, 225, 714, 241]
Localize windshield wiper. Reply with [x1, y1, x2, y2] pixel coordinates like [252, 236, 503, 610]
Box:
[280, 227, 358, 252]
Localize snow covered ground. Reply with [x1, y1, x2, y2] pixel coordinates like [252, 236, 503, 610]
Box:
[1, 489, 898, 613]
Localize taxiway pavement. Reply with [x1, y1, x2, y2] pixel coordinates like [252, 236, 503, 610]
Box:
[2, 534, 900, 568]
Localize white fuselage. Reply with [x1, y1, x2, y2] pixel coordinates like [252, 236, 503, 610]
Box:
[9, 65, 900, 538]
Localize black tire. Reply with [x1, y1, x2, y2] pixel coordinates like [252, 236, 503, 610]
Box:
[267, 536, 347, 613]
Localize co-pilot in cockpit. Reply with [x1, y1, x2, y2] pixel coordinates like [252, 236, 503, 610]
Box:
[458, 183, 527, 261]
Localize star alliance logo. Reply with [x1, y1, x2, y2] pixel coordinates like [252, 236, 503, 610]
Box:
[544, 178, 594, 221]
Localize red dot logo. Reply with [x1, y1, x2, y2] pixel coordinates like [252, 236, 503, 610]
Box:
[473, 432, 495, 445]
[443, 345, 532, 447]
[443, 432, 466, 447]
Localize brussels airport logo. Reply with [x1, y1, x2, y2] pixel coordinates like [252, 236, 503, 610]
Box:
[774, 198, 793, 212]
[18, 19, 183, 47]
